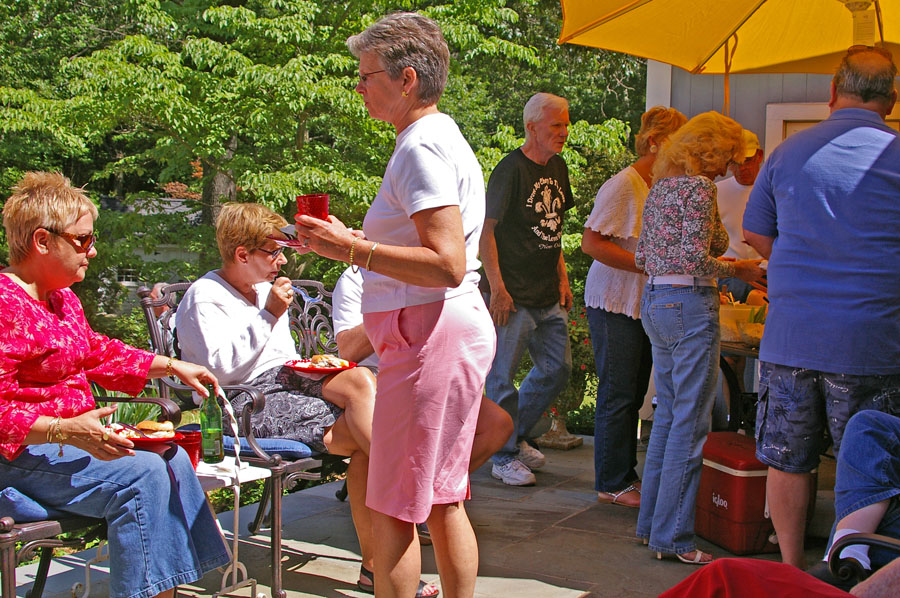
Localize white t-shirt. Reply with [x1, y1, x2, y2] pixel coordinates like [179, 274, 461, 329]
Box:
[583, 166, 649, 320]
[716, 176, 761, 260]
[176, 271, 300, 386]
[361, 112, 485, 313]
[331, 268, 380, 369]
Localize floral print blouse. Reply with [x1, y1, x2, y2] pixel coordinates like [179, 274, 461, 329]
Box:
[635, 175, 736, 279]
[0, 275, 154, 460]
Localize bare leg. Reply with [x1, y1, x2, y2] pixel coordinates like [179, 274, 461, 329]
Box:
[322, 367, 375, 454]
[324, 417, 374, 573]
[837, 501, 890, 537]
[469, 396, 513, 473]
[767, 468, 814, 568]
[371, 511, 420, 598]
[152, 590, 175, 598]
[428, 502, 478, 598]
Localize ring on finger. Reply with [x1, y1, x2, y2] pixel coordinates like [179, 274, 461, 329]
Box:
[102, 431, 110, 441]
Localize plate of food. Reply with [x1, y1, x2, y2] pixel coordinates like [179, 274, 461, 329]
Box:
[104, 421, 179, 453]
[285, 354, 357, 373]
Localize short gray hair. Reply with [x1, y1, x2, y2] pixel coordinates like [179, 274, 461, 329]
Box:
[523, 93, 569, 132]
[833, 48, 898, 105]
[347, 12, 449, 107]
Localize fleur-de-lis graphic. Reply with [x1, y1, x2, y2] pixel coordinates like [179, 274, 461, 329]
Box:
[535, 186, 561, 231]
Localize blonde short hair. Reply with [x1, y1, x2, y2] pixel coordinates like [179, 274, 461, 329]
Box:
[634, 106, 687, 157]
[2, 171, 98, 265]
[652, 111, 745, 181]
[215, 203, 288, 264]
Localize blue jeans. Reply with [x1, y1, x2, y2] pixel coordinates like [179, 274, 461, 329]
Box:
[587, 307, 652, 493]
[636, 283, 720, 554]
[484, 298, 572, 465]
[0, 444, 229, 598]
[827, 410, 900, 569]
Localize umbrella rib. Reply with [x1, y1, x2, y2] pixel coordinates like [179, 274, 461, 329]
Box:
[692, 0, 768, 73]
[558, 0, 654, 44]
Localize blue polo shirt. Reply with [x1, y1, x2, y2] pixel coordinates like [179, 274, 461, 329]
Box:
[743, 108, 900, 375]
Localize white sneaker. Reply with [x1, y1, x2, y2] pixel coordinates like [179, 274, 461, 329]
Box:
[517, 441, 546, 469]
[491, 459, 536, 486]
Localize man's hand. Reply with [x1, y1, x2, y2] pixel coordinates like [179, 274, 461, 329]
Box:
[265, 276, 293, 319]
[559, 279, 573, 312]
[489, 287, 516, 326]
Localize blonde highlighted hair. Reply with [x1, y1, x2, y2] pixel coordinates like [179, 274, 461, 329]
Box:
[215, 203, 288, 264]
[651, 111, 745, 181]
[2, 171, 98, 265]
[634, 106, 687, 157]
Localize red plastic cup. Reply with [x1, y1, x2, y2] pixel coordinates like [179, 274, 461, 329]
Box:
[296, 193, 329, 220]
[174, 431, 202, 470]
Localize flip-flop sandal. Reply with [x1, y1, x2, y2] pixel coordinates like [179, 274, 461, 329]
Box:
[357, 564, 440, 597]
[597, 484, 640, 508]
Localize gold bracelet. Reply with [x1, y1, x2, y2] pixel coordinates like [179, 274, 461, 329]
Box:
[349, 237, 360, 274]
[47, 416, 59, 444]
[365, 242, 379, 271]
[165, 357, 174, 378]
[55, 417, 67, 457]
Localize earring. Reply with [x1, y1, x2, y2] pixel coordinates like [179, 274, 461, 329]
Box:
[401, 90, 408, 97]
[650, 145, 658, 153]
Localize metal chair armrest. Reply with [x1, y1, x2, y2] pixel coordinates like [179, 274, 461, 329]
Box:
[828, 532, 900, 583]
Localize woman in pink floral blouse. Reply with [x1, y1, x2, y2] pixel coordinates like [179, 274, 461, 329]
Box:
[634, 112, 764, 566]
[0, 172, 228, 598]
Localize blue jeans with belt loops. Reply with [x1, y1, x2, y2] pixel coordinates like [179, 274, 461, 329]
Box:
[0, 444, 229, 598]
[636, 282, 720, 554]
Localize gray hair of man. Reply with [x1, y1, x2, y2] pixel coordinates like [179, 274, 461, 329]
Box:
[833, 46, 898, 105]
[347, 12, 449, 107]
[522, 93, 569, 138]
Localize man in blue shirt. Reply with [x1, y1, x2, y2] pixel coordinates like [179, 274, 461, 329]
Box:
[743, 46, 900, 570]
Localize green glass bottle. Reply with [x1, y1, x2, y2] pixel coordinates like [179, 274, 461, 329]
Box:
[200, 385, 224, 464]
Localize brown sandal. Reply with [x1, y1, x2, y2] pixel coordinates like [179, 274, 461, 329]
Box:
[597, 484, 640, 508]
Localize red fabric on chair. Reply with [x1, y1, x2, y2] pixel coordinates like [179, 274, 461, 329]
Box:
[658, 558, 852, 598]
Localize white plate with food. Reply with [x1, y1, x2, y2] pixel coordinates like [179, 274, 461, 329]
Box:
[285, 354, 357, 373]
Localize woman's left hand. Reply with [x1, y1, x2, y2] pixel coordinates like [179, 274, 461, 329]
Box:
[294, 214, 358, 262]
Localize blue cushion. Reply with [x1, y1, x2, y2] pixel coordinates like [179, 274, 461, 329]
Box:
[0, 487, 66, 523]
[178, 425, 314, 460]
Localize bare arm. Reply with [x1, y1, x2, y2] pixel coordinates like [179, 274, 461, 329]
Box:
[479, 218, 515, 326]
[581, 229, 643, 274]
[297, 206, 466, 288]
[557, 251, 573, 311]
[336, 324, 375, 364]
[743, 230, 774, 260]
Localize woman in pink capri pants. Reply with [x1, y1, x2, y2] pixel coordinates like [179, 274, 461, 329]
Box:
[295, 12, 494, 598]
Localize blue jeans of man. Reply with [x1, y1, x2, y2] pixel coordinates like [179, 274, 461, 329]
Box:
[637, 283, 720, 554]
[0, 444, 229, 598]
[826, 410, 900, 569]
[587, 307, 652, 493]
[484, 298, 572, 466]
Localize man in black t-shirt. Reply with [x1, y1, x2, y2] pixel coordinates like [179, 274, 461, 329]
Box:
[479, 92, 574, 486]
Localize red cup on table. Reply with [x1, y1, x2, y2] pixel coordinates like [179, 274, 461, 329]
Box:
[296, 193, 329, 221]
[173, 430, 202, 470]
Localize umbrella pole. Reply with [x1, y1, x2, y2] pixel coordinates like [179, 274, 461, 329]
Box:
[722, 34, 738, 116]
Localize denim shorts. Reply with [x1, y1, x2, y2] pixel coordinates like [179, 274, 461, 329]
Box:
[755, 361, 900, 473]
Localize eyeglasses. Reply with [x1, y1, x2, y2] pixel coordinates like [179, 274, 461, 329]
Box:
[358, 69, 386, 85]
[44, 228, 97, 252]
[847, 45, 893, 60]
[254, 246, 285, 260]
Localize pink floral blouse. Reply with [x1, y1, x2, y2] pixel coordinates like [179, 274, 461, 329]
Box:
[0, 275, 154, 460]
[635, 175, 736, 279]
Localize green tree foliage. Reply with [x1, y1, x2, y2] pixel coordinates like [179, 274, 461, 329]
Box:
[0, 0, 644, 372]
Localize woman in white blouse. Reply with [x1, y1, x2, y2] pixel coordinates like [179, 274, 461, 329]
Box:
[581, 107, 686, 509]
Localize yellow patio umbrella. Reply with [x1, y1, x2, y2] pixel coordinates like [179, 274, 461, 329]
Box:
[559, 0, 897, 114]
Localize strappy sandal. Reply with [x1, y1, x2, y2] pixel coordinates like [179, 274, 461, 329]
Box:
[357, 564, 440, 597]
[655, 550, 714, 565]
[597, 484, 640, 508]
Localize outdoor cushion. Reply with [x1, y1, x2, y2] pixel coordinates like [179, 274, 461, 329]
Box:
[178, 425, 314, 460]
[0, 487, 66, 523]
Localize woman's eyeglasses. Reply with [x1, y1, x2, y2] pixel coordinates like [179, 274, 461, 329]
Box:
[45, 228, 97, 252]
[255, 246, 285, 259]
[358, 69, 386, 85]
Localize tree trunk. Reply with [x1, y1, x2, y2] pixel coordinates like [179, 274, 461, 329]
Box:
[201, 134, 238, 225]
